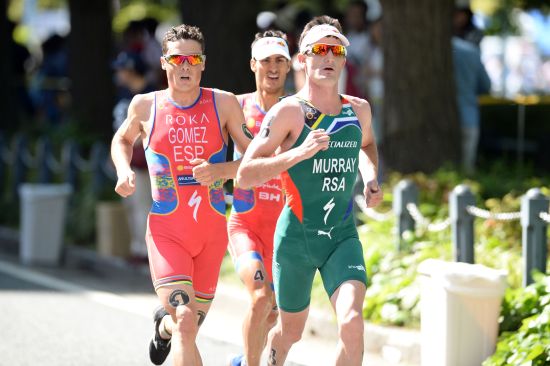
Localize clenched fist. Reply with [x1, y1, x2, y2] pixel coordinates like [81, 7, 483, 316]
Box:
[297, 129, 330, 161]
[364, 179, 382, 208]
[191, 158, 220, 186]
[115, 169, 136, 197]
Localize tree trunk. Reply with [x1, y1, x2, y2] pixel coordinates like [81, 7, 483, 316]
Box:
[0, 0, 18, 133]
[67, 0, 114, 142]
[381, 0, 459, 173]
[179, 0, 259, 94]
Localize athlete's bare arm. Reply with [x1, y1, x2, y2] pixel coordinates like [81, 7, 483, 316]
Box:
[190, 91, 250, 186]
[222, 91, 253, 156]
[345, 94, 383, 208]
[111, 92, 154, 198]
[236, 98, 330, 190]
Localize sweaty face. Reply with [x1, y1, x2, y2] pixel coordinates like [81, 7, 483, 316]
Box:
[161, 39, 205, 93]
[252, 55, 290, 94]
[300, 36, 346, 85]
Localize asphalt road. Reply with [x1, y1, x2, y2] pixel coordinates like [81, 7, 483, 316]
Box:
[0, 257, 243, 366]
[0, 242, 412, 366]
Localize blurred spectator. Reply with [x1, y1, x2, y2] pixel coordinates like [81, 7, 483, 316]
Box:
[112, 51, 155, 262]
[289, 9, 313, 92]
[363, 16, 383, 143]
[344, 0, 370, 68]
[452, 36, 491, 174]
[7, 20, 34, 124]
[453, 6, 484, 47]
[140, 17, 164, 88]
[354, 15, 384, 207]
[122, 20, 145, 53]
[344, 0, 370, 98]
[29, 34, 69, 125]
[121, 19, 163, 89]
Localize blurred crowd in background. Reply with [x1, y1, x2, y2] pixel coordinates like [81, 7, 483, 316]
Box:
[5, 0, 550, 131]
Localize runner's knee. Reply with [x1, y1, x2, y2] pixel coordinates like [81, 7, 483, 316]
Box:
[280, 322, 304, 345]
[174, 305, 198, 338]
[338, 310, 364, 345]
[251, 287, 272, 314]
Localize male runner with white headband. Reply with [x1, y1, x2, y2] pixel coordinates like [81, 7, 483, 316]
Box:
[227, 30, 291, 366]
[237, 16, 382, 366]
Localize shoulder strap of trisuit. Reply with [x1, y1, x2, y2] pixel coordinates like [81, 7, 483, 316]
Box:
[296, 97, 323, 128]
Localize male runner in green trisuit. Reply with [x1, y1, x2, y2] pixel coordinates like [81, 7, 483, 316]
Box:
[236, 15, 382, 366]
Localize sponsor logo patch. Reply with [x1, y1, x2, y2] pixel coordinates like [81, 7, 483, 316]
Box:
[177, 175, 198, 186]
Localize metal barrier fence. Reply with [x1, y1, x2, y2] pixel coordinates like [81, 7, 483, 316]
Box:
[354, 179, 549, 287]
[2, 135, 548, 286]
[0, 134, 116, 200]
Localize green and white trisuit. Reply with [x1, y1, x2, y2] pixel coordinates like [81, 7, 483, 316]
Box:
[274, 96, 367, 312]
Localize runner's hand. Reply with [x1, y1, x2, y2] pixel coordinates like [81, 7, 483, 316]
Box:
[191, 158, 219, 186]
[364, 179, 382, 208]
[297, 129, 330, 160]
[115, 169, 136, 197]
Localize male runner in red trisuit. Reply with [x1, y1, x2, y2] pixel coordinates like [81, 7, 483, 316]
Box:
[111, 24, 250, 366]
[227, 30, 291, 366]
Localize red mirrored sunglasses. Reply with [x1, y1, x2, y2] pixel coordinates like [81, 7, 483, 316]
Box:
[163, 54, 205, 66]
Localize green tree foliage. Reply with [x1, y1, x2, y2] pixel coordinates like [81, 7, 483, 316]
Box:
[112, 2, 179, 33]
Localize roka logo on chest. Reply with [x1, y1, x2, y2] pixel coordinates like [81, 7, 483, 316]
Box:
[165, 113, 210, 125]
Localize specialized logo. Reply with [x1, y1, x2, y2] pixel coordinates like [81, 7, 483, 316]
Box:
[328, 140, 358, 149]
[188, 190, 202, 222]
[323, 197, 335, 224]
[348, 264, 366, 272]
[317, 226, 334, 240]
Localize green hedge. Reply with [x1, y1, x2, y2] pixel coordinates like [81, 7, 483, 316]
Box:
[483, 273, 550, 366]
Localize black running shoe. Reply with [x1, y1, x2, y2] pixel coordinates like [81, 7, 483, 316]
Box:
[149, 305, 171, 365]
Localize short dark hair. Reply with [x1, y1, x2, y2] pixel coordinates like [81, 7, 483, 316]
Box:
[298, 15, 343, 48]
[162, 24, 205, 54]
[251, 29, 288, 49]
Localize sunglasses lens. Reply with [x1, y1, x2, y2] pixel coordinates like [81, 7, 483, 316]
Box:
[331, 45, 346, 56]
[311, 44, 329, 56]
[187, 55, 204, 66]
[166, 55, 184, 65]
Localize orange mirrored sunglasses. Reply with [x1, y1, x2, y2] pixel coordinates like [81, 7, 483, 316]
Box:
[306, 44, 347, 57]
[163, 54, 205, 66]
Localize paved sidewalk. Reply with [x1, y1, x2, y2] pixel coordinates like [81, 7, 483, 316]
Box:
[0, 226, 420, 365]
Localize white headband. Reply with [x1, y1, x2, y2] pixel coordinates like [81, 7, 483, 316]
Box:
[251, 37, 291, 60]
[299, 24, 350, 53]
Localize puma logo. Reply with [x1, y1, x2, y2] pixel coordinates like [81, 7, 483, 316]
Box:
[317, 226, 334, 240]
